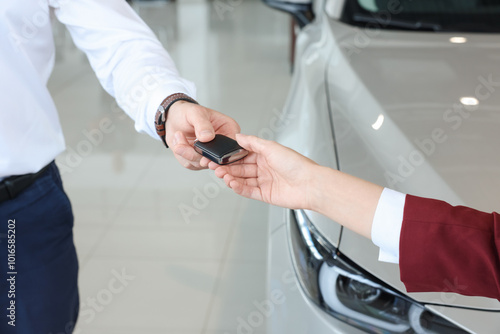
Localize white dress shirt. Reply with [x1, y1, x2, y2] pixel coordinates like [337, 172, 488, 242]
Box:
[371, 188, 407, 264]
[0, 0, 195, 179]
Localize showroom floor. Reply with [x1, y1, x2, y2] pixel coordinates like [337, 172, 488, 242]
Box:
[47, 0, 291, 333]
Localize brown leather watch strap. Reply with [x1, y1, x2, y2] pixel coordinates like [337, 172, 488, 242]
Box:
[155, 93, 198, 148]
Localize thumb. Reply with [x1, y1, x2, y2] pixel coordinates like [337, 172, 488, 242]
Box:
[189, 109, 215, 142]
[235, 134, 268, 154]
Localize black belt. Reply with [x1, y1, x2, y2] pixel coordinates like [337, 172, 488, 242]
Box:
[0, 163, 52, 203]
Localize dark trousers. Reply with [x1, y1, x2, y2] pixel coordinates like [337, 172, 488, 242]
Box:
[0, 162, 79, 333]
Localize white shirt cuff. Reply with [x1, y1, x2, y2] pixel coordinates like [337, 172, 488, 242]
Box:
[371, 188, 406, 264]
[140, 80, 197, 139]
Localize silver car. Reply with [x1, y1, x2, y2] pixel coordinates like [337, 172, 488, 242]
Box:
[263, 0, 500, 333]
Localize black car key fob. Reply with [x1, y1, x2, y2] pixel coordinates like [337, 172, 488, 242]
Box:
[194, 134, 248, 165]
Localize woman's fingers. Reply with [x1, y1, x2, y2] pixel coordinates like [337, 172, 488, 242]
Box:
[223, 174, 259, 187]
[207, 152, 257, 171]
[223, 175, 262, 201]
[216, 164, 258, 179]
[235, 134, 268, 154]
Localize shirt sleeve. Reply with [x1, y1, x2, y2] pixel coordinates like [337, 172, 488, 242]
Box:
[400, 195, 500, 299]
[371, 188, 406, 263]
[50, 0, 196, 139]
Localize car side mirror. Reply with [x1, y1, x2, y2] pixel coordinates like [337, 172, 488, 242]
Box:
[261, 0, 314, 28]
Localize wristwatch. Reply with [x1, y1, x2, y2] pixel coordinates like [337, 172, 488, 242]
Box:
[154, 93, 198, 148]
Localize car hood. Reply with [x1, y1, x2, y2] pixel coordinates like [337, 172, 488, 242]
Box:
[326, 25, 500, 316]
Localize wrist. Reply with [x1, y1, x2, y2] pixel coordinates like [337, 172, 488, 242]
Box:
[169, 99, 190, 109]
[155, 93, 198, 148]
[307, 165, 334, 213]
[165, 100, 194, 122]
[309, 165, 383, 239]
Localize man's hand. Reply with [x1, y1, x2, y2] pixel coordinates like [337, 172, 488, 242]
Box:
[209, 134, 320, 210]
[165, 101, 240, 170]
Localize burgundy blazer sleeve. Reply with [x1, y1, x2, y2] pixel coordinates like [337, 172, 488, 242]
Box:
[399, 195, 500, 300]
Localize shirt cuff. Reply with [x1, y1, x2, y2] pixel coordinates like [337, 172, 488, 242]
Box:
[142, 80, 197, 140]
[371, 188, 406, 264]
[116, 78, 197, 140]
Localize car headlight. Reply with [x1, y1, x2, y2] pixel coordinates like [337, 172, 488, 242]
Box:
[288, 209, 470, 334]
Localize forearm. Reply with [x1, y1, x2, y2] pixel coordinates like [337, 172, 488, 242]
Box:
[309, 166, 383, 239]
[53, 0, 196, 138]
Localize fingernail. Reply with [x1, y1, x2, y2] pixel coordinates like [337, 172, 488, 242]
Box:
[201, 130, 213, 138]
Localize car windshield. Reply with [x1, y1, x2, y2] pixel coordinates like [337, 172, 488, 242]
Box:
[341, 0, 500, 32]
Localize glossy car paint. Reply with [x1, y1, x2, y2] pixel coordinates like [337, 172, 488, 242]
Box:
[267, 0, 500, 332]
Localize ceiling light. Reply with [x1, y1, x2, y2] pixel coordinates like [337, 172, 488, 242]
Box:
[460, 97, 479, 106]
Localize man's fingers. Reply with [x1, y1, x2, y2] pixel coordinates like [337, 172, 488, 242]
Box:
[174, 131, 189, 146]
[199, 157, 211, 168]
[187, 107, 215, 142]
[206, 108, 240, 139]
[208, 161, 219, 170]
[173, 153, 201, 170]
[173, 143, 196, 160]
[172, 132, 201, 162]
[215, 121, 241, 140]
[215, 166, 228, 178]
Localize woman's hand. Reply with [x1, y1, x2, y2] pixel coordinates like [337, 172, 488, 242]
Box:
[209, 134, 320, 210]
[210, 133, 383, 239]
